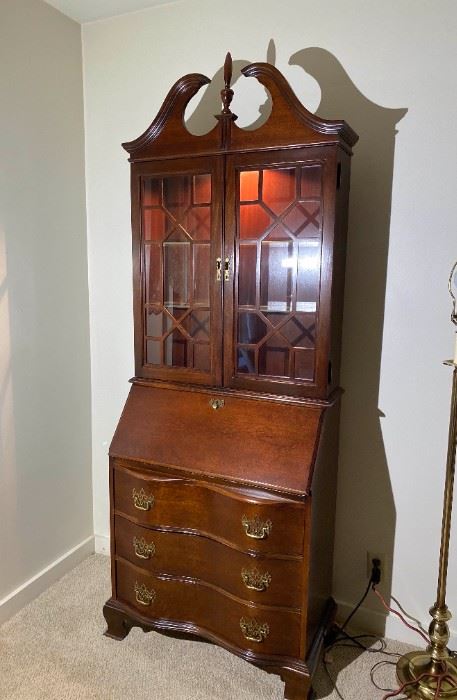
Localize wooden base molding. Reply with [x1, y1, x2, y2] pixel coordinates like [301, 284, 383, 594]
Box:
[103, 596, 335, 699]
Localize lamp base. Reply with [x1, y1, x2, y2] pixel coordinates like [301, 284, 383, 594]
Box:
[397, 651, 457, 698]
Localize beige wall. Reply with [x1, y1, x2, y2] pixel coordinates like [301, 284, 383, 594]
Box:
[83, 0, 457, 644]
[0, 0, 92, 615]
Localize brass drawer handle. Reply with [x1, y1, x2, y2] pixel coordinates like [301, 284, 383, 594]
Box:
[133, 536, 155, 560]
[240, 617, 270, 643]
[134, 581, 156, 606]
[209, 398, 225, 410]
[241, 515, 272, 540]
[132, 487, 154, 511]
[241, 567, 272, 592]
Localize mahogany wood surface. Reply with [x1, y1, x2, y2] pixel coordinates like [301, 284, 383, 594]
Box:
[131, 156, 224, 386]
[327, 150, 352, 395]
[113, 462, 306, 556]
[223, 146, 340, 399]
[107, 53, 357, 700]
[114, 514, 304, 609]
[122, 73, 220, 161]
[116, 558, 302, 657]
[306, 402, 340, 648]
[110, 384, 324, 495]
[281, 669, 312, 700]
[122, 59, 357, 162]
[103, 594, 335, 700]
[103, 595, 311, 672]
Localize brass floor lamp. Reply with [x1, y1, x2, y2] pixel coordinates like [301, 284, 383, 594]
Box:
[396, 261, 457, 698]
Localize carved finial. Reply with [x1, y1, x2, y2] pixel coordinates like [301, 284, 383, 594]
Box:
[224, 52, 232, 86]
[221, 52, 234, 114]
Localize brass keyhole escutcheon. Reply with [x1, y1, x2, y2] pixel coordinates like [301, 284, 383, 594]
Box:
[209, 398, 225, 411]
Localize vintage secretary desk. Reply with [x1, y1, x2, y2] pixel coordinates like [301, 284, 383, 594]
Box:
[103, 54, 358, 700]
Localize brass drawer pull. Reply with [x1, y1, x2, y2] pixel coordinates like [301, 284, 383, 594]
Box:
[209, 398, 225, 410]
[240, 617, 270, 643]
[241, 567, 272, 592]
[134, 581, 156, 606]
[132, 487, 154, 511]
[133, 536, 155, 560]
[241, 515, 272, 540]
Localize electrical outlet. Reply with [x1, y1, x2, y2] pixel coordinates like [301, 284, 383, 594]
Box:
[367, 551, 386, 583]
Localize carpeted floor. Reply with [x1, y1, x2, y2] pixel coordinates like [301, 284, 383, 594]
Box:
[0, 555, 415, 699]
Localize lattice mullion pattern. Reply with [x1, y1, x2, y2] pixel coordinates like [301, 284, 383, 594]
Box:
[141, 173, 212, 372]
[236, 164, 322, 381]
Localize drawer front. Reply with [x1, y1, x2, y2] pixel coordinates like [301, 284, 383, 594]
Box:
[113, 464, 305, 556]
[115, 515, 303, 608]
[116, 559, 301, 658]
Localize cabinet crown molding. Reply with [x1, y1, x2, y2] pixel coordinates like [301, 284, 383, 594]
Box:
[122, 55, 358, 161]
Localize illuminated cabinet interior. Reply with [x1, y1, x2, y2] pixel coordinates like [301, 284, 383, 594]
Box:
[104, 55, 358, 700]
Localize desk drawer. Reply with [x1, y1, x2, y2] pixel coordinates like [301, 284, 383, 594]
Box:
[113, 464, 305, 556]
[116, 559, 301, 658]
[115, 515, 303, 608]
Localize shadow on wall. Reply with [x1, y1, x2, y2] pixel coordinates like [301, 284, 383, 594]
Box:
[185, 58, 252, 135]
[290, 46, 407, 631]
[185, 39, 277, 135]
[187, 42, 407, 635]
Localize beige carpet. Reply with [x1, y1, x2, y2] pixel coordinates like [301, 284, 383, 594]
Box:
[0, 554, 416, 699]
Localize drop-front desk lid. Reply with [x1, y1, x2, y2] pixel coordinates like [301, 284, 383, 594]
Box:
[110, 382, 336, 497]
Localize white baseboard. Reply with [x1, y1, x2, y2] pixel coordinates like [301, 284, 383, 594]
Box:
[336, 598, 457, 650]
[0, 535, 94, 626]
[95, 533, 110, 555]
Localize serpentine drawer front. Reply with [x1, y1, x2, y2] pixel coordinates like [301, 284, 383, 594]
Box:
[116, 559, 302, 658]
[114, 515, 304, 609]
[113, 462, 306, 556]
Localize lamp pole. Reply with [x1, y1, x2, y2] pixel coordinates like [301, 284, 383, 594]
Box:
[396, 262, 457, 698]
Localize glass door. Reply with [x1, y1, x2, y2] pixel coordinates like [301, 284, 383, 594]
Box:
[224, 150, 330, 396]
[133, 157, 223, 385]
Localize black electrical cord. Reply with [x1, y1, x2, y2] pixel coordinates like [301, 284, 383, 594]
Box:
[323, 655, 346, 700]
[324, 578, 374, 649]
[322, 566, 402, 699]
[370, 660, 402, 692]
[323, 635, 402, 699]
[330, 629, 401, 657]
[339, 577, 373, 633]
[323, 562, 457, 698]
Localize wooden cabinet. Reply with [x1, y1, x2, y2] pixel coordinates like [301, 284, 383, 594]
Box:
[103, 54, 357, 700]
